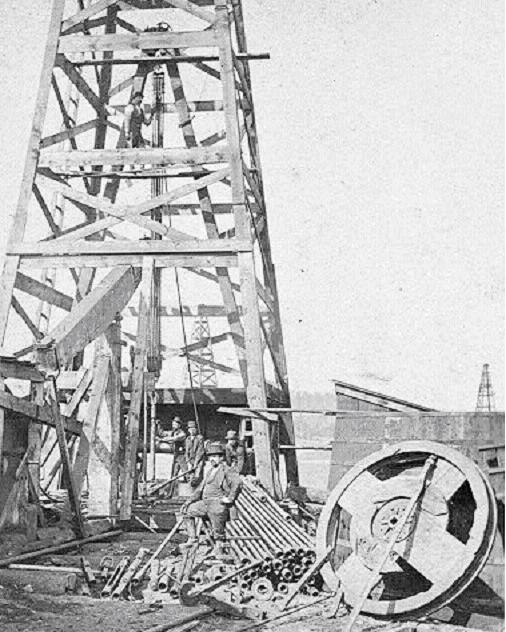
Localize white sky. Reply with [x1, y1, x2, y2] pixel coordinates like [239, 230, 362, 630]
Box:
[0, 0, 503, 410]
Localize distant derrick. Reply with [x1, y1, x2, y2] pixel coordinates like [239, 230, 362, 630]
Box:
[475, 363, 496, 412]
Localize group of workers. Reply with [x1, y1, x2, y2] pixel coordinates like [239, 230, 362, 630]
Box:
[156, 417, 248, 558]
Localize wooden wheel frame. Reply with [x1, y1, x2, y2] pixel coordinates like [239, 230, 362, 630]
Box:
[316, 441, 497, 618]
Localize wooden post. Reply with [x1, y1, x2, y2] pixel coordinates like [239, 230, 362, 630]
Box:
[120, 258, 154, 520]
[48, 376, 85, 538]
[216, 0, 279, 495]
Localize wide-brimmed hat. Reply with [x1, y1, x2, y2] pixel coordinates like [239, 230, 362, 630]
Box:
[187, 420, 197, 429]
[226, 430, 237, 440]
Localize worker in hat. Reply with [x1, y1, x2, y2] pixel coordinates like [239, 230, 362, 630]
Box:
[181, 441, 241, 558]
[157, 417, 187, 495]
[124, 91, 154, 148]
[225, 429, 247, 475]
[185, 420, 205, 487]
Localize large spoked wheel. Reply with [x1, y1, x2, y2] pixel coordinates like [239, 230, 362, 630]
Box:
[316, 441, 497, 619]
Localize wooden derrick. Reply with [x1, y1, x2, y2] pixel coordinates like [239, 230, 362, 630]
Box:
[0, 0, 298, 536]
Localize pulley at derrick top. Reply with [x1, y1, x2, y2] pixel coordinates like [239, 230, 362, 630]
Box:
[316, 440, 497, 619]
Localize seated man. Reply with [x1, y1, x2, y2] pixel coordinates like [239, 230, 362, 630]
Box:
[181, 442, 241, 558]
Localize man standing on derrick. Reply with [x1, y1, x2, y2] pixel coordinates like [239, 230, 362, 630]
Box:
[181, 442, 241, 558]
[185, 420, 205, 487]
[124, 91, 153, 148]
[157, 416, 187, 495]
[225, 429, 247, 475]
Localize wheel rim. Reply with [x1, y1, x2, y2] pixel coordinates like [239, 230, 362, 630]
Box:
[316, 440, 497, 618]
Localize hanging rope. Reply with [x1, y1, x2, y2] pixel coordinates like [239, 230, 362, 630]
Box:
[174, 267, 200, 432]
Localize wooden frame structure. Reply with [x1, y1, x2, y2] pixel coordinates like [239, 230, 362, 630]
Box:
[0, 0, 298, 534]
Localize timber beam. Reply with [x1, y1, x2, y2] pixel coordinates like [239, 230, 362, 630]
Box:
[39, 146, 229, 169]
[39, 266, 140, 366]
[0, 390, 81, 435]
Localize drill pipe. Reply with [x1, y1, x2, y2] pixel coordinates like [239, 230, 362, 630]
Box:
[276, 582, 289, 595]
[158, 558, 172, 591]
[227, 521, 257, 560]
[272, 559, 284, 572]
[292, 565, 303, 579]
[231, 516, 269, 559]
[232, 509, 273, 558]
[244, 483, 313, 546]
[112, 548, 149, 599]
[237, 495, 291, 551]
[101, 556, 130, 598]
[239, 492, 305, 550]
[238, 493, 294, 548]
[227, 520, 256, 557]
[148, 559, 160, 591]
[280, 569, 293, 583]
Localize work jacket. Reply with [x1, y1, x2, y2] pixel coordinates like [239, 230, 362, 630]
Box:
[185, 434, 205, 465]
[190, 463, 241, 505]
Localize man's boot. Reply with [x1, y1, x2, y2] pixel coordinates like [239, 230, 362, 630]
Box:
[181, 518, 197, 548]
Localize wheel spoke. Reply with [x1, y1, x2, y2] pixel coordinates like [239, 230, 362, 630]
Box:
[394, 509, 468, 585]
[430, 459, 467, 500]
[336, 552, 375, 603]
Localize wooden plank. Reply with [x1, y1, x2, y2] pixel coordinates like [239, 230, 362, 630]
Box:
[163, 202, 237, 214]
[35, 166, 231, 243]
[166, 0, 215, 23]
[11, 296, 44, 340]
[47, 376, 85, 537]
[238, 251, 277, 495]
[39, 146, 229, 169]
[73, 356, 110, 497]
[58, 31, 217, 54]
[120, 258, 153, 520]
[61, 0, 120, 33]
[105, 319, 122, 514]
[0, 391, 81, 435]
[54, 56, 103, 113]
[15, 272, 73, 312]
[18, 254, 238, 269]
[63, 369, 92, 417]
[62, 15, 109, 36]
[40, 266, 140, 366]
[46, 185, 169, 238]
[40, 118, 101, 149]
[0, 0, 66, 345]
[0, 359, 45, 382]
[12, 239, 250, 257]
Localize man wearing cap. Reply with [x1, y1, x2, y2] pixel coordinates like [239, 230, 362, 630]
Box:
[185, 420, 205, 487]
[124, 91, 154, 148]
[181, 442, 241, 557]
[225, 430, 247, 475]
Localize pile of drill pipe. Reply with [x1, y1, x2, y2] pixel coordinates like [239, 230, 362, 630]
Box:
[226, 479, 314, 562]
[227, 548, 322, 598]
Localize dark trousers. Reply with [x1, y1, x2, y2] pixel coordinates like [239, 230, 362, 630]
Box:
[185, 498, 229, 540]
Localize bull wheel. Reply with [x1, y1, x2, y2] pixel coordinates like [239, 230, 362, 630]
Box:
[316, 441, 497, 618]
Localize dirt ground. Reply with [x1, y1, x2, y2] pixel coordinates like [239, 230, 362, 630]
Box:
[0, 529, 343, 632]
[0, 582, 345, 632]
[0, 530, 503, 632]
